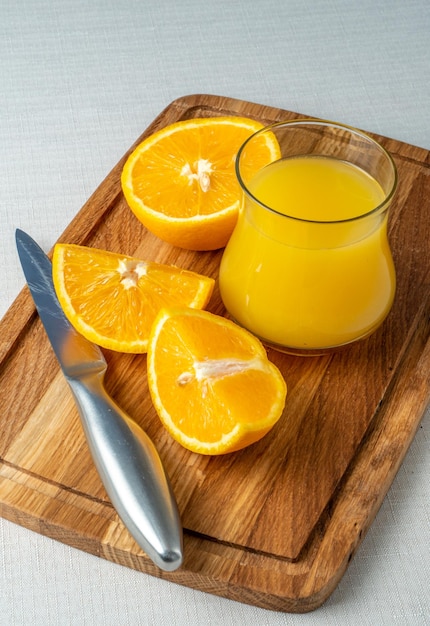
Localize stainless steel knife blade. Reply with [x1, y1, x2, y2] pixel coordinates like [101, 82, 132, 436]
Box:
[15, 229, 183, 571]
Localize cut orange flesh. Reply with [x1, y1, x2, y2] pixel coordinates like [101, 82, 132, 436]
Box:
[52, 243, 214, 353]
[147, 307, 287, 454]
[121, 116, 280, 250]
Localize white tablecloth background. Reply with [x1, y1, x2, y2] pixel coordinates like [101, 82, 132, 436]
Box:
[1, 1, 429, 624]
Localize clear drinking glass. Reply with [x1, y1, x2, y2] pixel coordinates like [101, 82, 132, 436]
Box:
[219, 119, 398, 355]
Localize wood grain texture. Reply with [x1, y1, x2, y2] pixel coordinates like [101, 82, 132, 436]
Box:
[0, 94, 429, 612]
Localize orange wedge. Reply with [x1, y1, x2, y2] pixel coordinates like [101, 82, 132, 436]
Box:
[52, 243, 214, 353]
[147, 307, 287, 455]
[121, 116, 280, 251]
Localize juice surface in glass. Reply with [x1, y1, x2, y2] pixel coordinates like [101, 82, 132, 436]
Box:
[219, 155, 396, 352]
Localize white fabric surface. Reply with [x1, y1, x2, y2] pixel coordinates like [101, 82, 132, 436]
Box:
[1, 0, 429, 624]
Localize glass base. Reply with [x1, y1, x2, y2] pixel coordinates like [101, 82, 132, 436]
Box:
[226, 314, 383, 357]
[258, 338, 355, 357]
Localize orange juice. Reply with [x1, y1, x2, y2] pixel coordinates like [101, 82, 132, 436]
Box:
[219, 155, 396, 352]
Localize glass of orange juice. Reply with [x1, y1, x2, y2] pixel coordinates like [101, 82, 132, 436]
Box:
[219, 119, 398, 355]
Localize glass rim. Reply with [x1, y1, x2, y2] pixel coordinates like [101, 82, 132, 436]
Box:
[235, 118, 398, 225]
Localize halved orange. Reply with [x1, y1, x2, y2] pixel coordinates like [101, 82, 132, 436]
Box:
[121, 117, 280, 251]
[147, 307, 287, 455]
[52, 244, 214, 353]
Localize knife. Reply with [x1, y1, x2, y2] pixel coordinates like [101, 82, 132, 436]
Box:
[15, 229, 183, 572]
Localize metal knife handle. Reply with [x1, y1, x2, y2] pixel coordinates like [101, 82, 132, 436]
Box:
[67, 370, 183, 572]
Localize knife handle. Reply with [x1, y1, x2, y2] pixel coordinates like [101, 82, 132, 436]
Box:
[67, 371, 183, 572]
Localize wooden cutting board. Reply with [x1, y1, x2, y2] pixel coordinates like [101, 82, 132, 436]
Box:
[1, 94, 429, 613]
